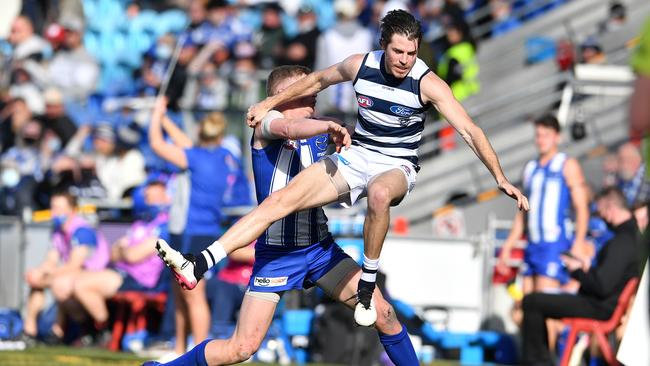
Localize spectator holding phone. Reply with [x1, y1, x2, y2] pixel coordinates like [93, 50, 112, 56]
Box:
[521, 187, 640, 364]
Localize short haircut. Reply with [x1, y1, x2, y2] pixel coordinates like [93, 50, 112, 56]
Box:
[51, 190, 77, 208]
[533, 114, 561, 133]
[596, 186, 629, 210]
[380, 10, 423, 46]
[199, 112, 226, 142]
[266, 65, 312, 97]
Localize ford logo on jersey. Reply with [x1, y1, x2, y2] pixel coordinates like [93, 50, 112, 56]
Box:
[357, 95, 373, 108]
[390, 105, 415, 117]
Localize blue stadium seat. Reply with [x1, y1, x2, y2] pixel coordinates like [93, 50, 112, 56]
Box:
[83, 31, 101, 59]
[525, 37, 557, 64]
[158, 9, 189, 34]
[129, 10, 159, 35]
[281, 309, 314, 365]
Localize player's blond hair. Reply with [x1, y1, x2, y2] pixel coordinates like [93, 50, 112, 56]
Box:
[266, 65, 312, 97]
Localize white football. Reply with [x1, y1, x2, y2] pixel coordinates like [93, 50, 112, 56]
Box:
[354, 300, 377, 327]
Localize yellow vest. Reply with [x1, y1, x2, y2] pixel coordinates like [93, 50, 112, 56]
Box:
[437, 41, 480, 101]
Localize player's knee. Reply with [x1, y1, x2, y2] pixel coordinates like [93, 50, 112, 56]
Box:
[232, 339, 260, 362]
[367, 185, 392, 211]
[376, 300, 399, 329]
[265, 190, 298, 215]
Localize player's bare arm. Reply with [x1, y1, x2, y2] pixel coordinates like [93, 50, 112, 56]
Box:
[421, 72, 529, 211]
[564, 157, 590, 255]
[254, 116, 351, 151]
[246, 54, 365, 127]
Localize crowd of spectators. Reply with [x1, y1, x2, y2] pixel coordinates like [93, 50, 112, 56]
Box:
[0, 0, 579, 218]
[2, 1, 646, 363]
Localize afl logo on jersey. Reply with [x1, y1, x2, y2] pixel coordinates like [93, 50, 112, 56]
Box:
[357, 95, 373, 108]
[390, 105, 415, 117]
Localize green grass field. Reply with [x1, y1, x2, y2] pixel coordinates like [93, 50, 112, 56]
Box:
[0, 346, 460, 366]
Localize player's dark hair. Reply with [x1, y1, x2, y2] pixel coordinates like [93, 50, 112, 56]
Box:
[596, 186, 629, 210]
[380, 10, 423, 47]
[266, 65, 312, 96]
[533, 114, 561, 133]
[51, 190, 77, 208]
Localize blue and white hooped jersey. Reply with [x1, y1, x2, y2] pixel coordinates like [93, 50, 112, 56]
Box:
[251, 134, 330, 247]
[352, 50, 432, 165]
[523, 152, 574, 245]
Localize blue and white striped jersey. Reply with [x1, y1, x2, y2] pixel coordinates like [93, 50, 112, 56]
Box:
[352, 50, 432, 165]
[251, 133, 330, 247]
[523, 152, 574, 245]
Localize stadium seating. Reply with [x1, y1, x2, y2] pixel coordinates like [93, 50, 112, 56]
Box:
[394, 0, 650, 234]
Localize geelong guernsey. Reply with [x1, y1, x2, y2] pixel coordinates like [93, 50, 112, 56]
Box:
[352, 50, 431, 165]
[523, 152, 574, 245]
[252, 131, 330, 247]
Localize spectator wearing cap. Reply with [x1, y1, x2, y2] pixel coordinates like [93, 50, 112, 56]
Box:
[43, 23, 66, 52]
[92, 124, 146, 201]
[47, 17, 99, 102]
[37, 88, 78, 149]
[315, 0, 372, 115]
[278, 3, 321, 69]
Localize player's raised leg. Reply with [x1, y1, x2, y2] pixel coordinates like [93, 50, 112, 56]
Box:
[356, 169, 408, 325]
[157, 161, 342, 289]
[142, 291, 278, 366]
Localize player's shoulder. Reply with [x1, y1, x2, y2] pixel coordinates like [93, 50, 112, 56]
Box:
[411, 57, 431, 79]
[342, 52, 372, 70]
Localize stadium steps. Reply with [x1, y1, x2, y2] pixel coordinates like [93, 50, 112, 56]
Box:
[392, 0, 649, 233]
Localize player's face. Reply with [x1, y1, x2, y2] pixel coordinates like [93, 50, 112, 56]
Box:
[382, 34, 419, 79]
[50, 196, 74, 219]
[275, 75, 317, 116]
[534, 125, 560, 156]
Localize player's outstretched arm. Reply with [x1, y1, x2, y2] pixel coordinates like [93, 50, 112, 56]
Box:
[256, 113, 351, 152]
[421, 72, 529, 211]
[246, 54, 365, 127]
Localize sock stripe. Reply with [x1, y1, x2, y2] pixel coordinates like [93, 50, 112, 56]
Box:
[205, 248, 216, 267]
[362, 267, 378, 273]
